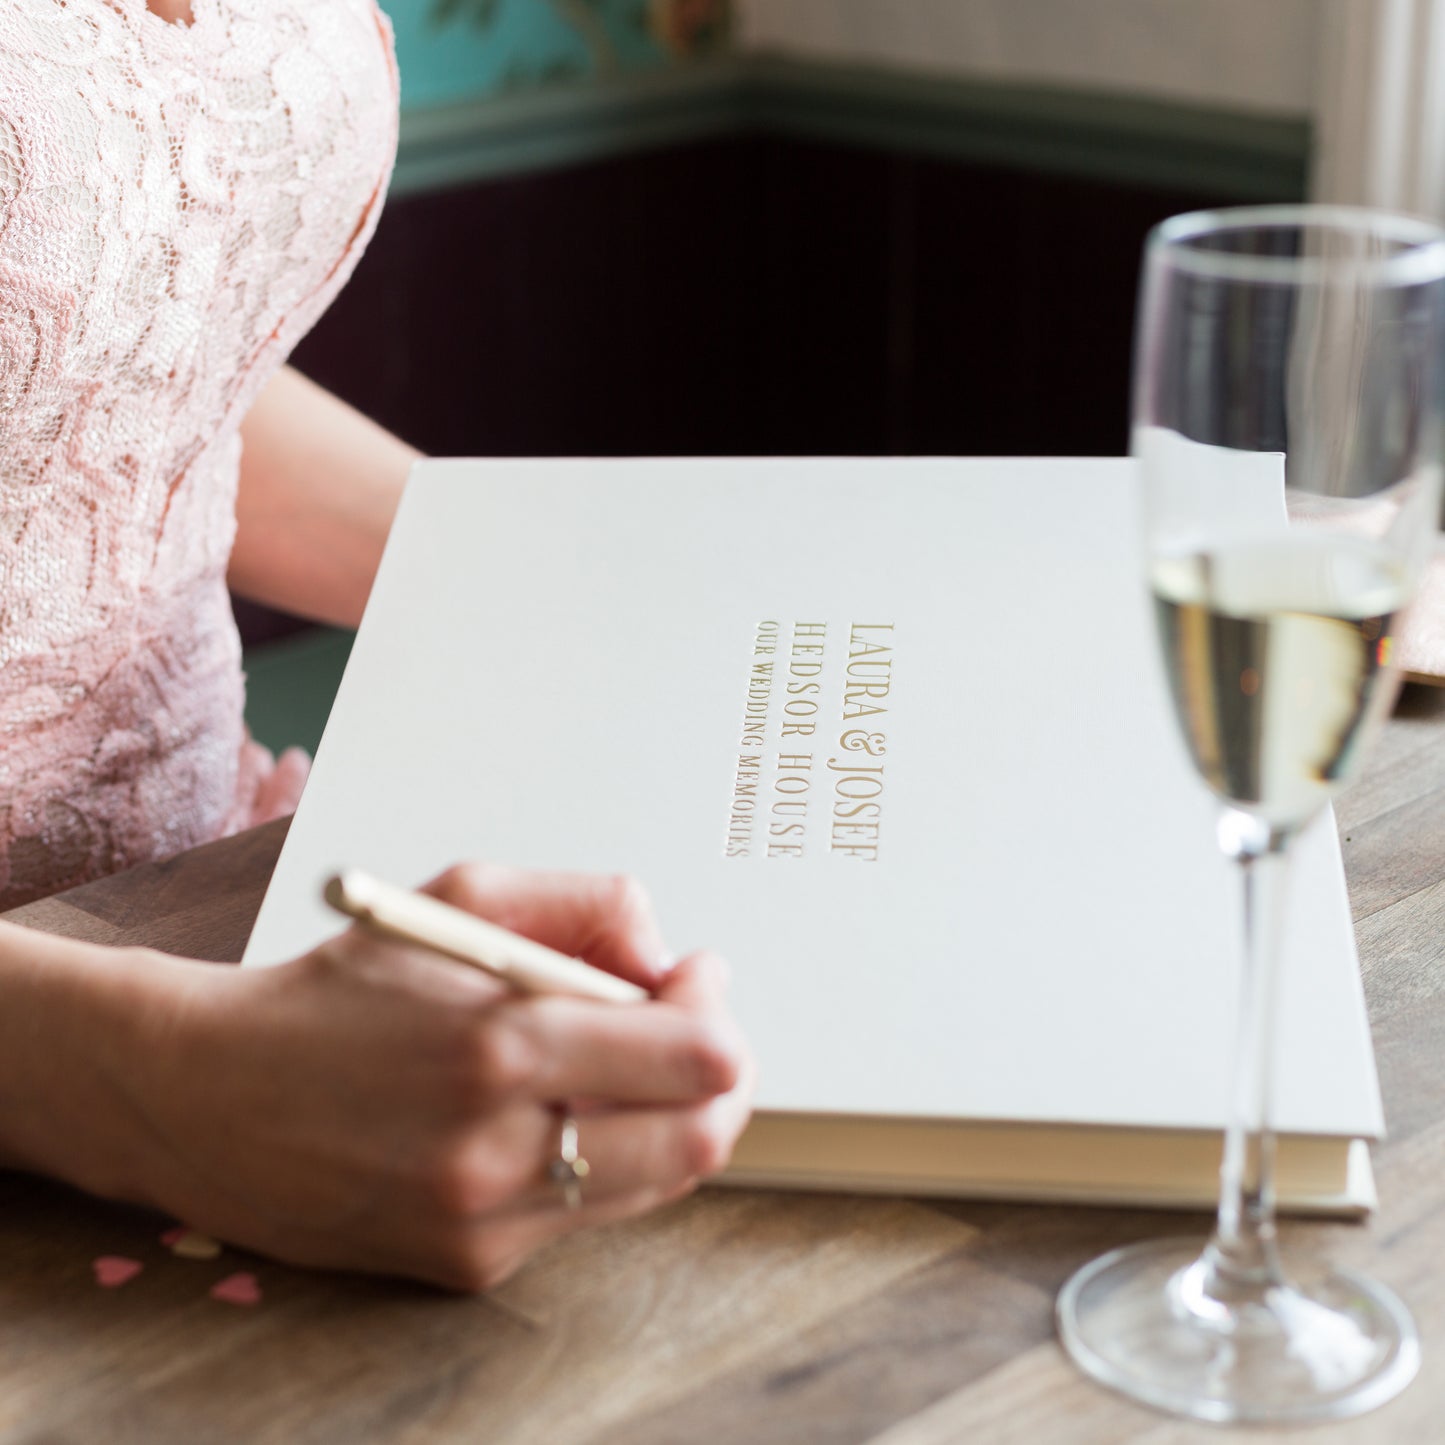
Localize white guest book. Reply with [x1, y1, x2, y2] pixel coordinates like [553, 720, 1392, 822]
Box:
[243, 457, 1383, 1213]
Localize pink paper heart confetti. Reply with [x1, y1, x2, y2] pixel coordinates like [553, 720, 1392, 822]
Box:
[209, 1271, 262, 1307]
[93, 1256, 144, 1288]
[161, 1226, 222, 1259]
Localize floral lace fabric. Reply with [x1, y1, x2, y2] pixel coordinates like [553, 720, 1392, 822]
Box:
[0, 0, 397, 909]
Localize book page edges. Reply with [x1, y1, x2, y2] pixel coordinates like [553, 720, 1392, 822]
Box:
[723, 1115, 1376, 1217]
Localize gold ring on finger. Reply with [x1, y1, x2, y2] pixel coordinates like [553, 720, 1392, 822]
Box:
[546, 1113, 590, 1210]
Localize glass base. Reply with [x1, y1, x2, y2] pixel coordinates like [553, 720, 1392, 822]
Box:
[1056, 1238, 1419, 1425]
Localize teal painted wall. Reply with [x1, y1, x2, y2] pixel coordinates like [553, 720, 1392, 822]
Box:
[384, 0, 732, 111]
[379, 0, 1306, 203]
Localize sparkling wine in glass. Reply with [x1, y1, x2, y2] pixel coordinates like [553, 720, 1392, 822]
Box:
[1057, 206, 1445, 1424]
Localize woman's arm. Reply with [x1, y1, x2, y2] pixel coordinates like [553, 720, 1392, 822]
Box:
[0, 925, 162, 1198]
[228, 366, 421, 629]
[0, 868, 753, 1290]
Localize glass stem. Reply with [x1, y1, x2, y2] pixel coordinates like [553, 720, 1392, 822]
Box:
[1203, 810, 1296, 1301]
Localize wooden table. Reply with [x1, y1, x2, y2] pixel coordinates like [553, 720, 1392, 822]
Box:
[4, 687, 1445, 1445]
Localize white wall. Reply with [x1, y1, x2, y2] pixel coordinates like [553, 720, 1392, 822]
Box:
[735, 0, 1316, 118]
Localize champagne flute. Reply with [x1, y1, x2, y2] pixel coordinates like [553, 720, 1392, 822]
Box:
[1056, 205, 1445, 1424]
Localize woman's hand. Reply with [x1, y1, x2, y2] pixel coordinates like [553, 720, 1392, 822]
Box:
[96, 865, 754, 1290]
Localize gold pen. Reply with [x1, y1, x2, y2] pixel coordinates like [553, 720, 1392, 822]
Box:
[323, 869, 649, 1004]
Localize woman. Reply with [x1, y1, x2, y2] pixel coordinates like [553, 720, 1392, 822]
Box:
[0, 0, 752, 1289]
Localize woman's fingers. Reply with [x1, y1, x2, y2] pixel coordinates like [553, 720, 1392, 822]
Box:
[423, 863, 671, 989]
[652, 949, 730, 1015]
[252, 746, 310, 825]
[422, 1093, 743, 1240]
[458, 1076, 758, 1285]
[470, 954, 745, 1106]
[418, 1059, 754, 1224]
[523, 1093, 750, 1211]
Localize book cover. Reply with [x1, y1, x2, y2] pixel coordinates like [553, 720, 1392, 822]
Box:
[243, 457, 1383, 1211]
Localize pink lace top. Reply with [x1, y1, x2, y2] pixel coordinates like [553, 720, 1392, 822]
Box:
[0, 0, 397, 909]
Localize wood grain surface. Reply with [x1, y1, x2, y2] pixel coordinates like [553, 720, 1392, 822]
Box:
[3, 689, 1445, 1444]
